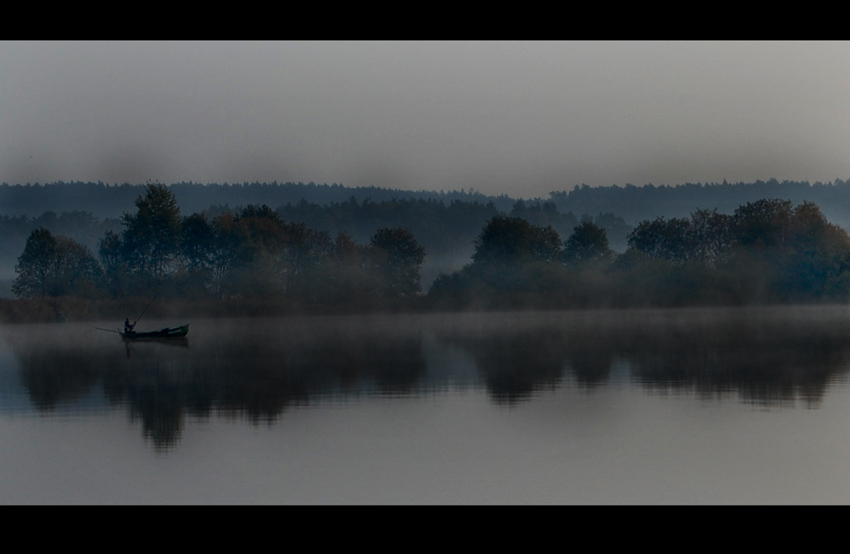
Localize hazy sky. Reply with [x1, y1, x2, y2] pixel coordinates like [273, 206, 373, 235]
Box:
[3, 41, 850, 198]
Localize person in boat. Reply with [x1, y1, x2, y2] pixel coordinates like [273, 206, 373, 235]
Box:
[124, 318, 136, 334]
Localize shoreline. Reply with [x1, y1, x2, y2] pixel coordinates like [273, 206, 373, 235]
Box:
[2, 295, 848, 325]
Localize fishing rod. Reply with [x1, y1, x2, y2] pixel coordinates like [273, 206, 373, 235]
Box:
[134, 289, 161, 325]
[91, 326, 121, 334]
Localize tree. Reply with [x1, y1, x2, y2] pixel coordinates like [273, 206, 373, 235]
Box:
[428, 216, 572, 307]
[208, 212, 242, 298]
[199, 206, 286, 298]
[472, 215, 562, 267]
[628, 209, 735, 267]
[98, 229, 131, 297]
[121, 183, 182, 279]
[179, 212, 215, 275]
[627, 216, 694, 263]
[620, 199, 850, 304]
[51, 236, 102, 297]
[690, 209, 734, 265]
[173, 212, 217, 298]
[563, 221, 614, 267]
[277, 221, 334, 298]
[324, 232, 375, 306]
[13, 228, 100, 298]
[198, 204, 337, 299]
[369, 227, 426, 298]
[732, 198, 793, 249]
[12, 228, 56, 298]
[768, 201, 850, 299]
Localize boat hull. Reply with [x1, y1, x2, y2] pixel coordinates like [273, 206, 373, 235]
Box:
[121, 324, 189, 340]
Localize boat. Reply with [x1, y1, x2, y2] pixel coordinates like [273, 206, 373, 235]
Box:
[121, 324, 189, 340]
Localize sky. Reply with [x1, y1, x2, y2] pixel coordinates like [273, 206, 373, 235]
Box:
[2, 40, 850, 199]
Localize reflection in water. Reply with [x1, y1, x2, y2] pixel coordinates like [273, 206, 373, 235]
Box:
[440, 328, 569, 403]
[436, 307, 850, 407]
[4, 307, 850, 451]
[5, 317, 430, 451]
[17, 343, 102, 411]
[610, 307, 850, 407]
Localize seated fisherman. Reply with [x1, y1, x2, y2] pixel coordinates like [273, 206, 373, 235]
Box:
[124, 318, 136, 334]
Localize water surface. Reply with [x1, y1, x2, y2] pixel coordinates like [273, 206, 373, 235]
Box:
[2, 306, 850, 504]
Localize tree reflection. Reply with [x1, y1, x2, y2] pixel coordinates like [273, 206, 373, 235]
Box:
[434, 307, 850, 407]
[620, 314, 850, 408]
[8, 319, 428, 451]
[439, 328, 569, 403]
[16, 344, 101, 411]
[566, 342, 613, 390]
[8, 308, 850, 451]
[128, 381, 185, 453]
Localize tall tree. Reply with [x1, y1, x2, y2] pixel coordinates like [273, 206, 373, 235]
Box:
[563, 221, 614, 267]
[13, 228, 100, 298]
[174, 212, 218, 297]
[369, 227, 426, 298]
[99, 229, 131, 297]
[277, 221, 334, 297]
[733, 198, 793, 249]
[121, 183, 182, 279]
[326, 232, 374, 304]
[12, 228, 56, 298]
[472, 215, 562, 267]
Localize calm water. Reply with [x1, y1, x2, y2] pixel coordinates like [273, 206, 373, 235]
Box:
[3, 306, 850, 504]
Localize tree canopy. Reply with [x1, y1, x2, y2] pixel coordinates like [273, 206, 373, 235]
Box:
[13, 228, 100, 298]
[369, 227, 426, 298]
[564, 220, 614, 267]
[120, 183, 182, 279]
[472, 215, 563, 267]
[10, 185, 850, 314]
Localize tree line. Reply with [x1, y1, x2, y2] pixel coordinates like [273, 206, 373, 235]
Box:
[0, 180, 517, 219]
[429, 198, 850, 309]
[0, 192, 632, 288]
[13, 184, 426, 312]
[10, 183, 850, 314]
[8, 178, 850, 230]
[549, 178, 850, 231]
[7, 178, 850, 274]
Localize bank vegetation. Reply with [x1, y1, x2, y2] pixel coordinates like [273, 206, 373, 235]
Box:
[4, 183, 850, 323]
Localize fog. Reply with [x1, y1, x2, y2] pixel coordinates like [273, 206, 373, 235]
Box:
[3, 41, 850, 198]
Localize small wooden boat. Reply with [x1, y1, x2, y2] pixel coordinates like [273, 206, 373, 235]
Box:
[121, 324, 189, 340]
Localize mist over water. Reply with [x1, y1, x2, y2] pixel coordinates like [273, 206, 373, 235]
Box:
[2, 306, 850, 503]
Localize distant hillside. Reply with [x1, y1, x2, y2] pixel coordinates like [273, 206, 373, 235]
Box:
[549, 178, 850, 231]
[0, 181, 517, 219]
[5, 179, 850, 230]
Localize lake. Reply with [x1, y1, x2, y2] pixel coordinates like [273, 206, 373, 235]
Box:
[3, 306, 850, 504]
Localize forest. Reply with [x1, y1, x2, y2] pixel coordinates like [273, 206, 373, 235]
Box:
[7, 178, 850, 285]
[4, 181, 850, 322]
[7, 178, 850, 224]
[0, 183, 633, 288]
[431, 198, 850, 309]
